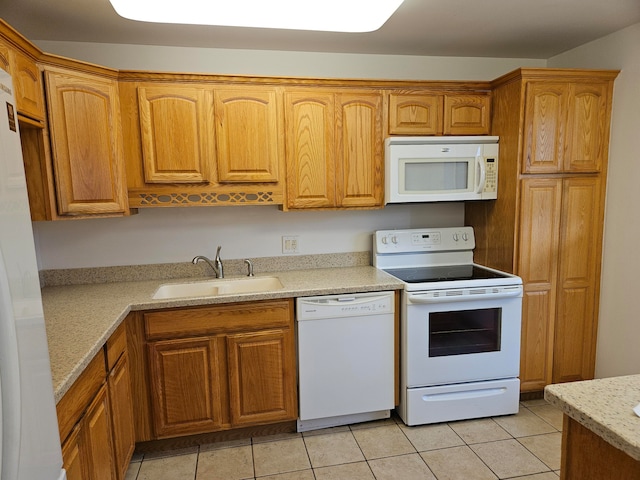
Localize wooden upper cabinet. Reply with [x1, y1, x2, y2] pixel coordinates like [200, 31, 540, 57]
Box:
[564, 83, 610, 173]
[443, 94, 491, 135]
[523, 82, 568, 173]
[388, 91, 490, 136]
[0, 38, 45, 121]
[45, 67, 129, 216]
[214, 86, 281, 183]
[523, 80, 611, 174]
[388, 93, 442, 135]
[285, 91, 336, 208]
[285, 89, 383, 209]
[138, 85, 214, 183]
[337, 92, 383, 207]
[11, 50, 45, 121]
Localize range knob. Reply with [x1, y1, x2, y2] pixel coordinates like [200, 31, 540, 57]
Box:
[452, 233, 459, 241]
[391, 235, 398, 244]
[462, 232, 469, 241]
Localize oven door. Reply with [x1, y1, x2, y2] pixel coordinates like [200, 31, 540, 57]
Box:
[404, 285, 522, 388]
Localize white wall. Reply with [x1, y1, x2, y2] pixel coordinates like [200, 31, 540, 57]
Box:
[31, 41, 545, 270]
[35, 40, 544, 81]
[549, 22, 640, 378]
[33, 203, 462, 269]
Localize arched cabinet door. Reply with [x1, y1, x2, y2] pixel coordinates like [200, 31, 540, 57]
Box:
[44, 67, 129, 216]
[214, 86, 282, 183]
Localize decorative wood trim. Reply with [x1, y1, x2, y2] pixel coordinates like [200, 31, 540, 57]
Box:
[132, 191, 279, 206]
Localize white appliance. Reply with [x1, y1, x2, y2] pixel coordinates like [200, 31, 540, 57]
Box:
[374, 227, 523, 426]
[0, 68, 66, 480]
[296, 291, 395, 432]
[385, 136, 499, 204]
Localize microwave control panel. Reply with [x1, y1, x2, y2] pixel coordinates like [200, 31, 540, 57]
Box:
[483, 158, 498, 193]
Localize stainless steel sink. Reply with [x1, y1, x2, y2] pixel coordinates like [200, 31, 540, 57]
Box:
[152, 276, 283, 300]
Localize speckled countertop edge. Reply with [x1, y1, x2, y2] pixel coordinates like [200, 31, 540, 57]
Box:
[42, 264, 403, 404]
[544, 375, 640, 461]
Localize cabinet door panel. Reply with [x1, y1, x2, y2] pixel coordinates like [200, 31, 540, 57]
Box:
[227, 329, 297, 426]
[517, 178, 562, 391]
[553, 176, 602, 383]
[84, 385, 117, 480]
[45, 69, 128, 215]
[520, 290, 555, 391]
[388, 93, 442, 135]
[108, 354, 135, 480]
[61, 425, 87, 480]
[12, 51, 45, 120]
[214, 87, 281, 183]
[564, 83, 609, 172]
[523, 83, 568, 173]
[285, 91, 336, 208]
[138, 86, 213, 183]
[148, 337, 223, 437]
[336, 92, 383, 207]
[443, 94, 490, 135]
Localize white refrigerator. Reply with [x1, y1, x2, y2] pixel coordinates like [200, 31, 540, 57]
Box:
[0, 68, 66, 479]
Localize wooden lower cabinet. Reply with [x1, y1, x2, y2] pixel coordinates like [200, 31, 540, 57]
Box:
[61, 425, 86, 480]
[84, 385, 117, 480]
[514, 175, 603, 391]
[148, 337, 225, 438]
[61, 384, 116, 480]
[227, 329, 297, 426]
[560, 416, 640, 479]
[59, 324, 135, 480]
[108, 353, 136, 480]
[143, 299, 297, 439]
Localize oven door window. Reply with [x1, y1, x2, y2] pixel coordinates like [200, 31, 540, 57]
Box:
[429, 308, 501, 357]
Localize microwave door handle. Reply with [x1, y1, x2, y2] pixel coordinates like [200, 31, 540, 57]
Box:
[475, 155, 486, 193]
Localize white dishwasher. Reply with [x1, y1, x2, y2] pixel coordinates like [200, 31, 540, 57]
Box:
[296, 291, 395, 432]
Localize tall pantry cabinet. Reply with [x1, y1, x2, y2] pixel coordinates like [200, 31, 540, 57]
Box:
[465, 68, 618, 393]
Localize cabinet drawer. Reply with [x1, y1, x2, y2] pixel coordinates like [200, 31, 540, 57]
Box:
[144, 299, 293, 340]
[105, 321, 127, 371]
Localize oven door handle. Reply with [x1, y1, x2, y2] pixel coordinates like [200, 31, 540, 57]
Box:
[408, 286, 522, 304]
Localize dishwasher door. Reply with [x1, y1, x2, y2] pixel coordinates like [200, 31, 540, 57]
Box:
[296, 291, 395, 431]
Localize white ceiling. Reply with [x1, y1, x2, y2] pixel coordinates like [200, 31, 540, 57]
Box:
[2, 0, 640, 59]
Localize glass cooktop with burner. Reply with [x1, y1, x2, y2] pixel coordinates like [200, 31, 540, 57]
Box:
[383, 264, 510, 284]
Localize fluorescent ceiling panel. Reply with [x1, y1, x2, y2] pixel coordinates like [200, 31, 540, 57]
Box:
[108, 0, 405, 32]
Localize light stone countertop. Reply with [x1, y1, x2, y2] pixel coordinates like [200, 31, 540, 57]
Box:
[42, 265, 403, 403]
[544, 375, 640, 461]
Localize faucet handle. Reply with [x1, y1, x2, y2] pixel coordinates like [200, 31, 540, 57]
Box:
[215, 245, 222, 258]
[244, 259, 254, 277]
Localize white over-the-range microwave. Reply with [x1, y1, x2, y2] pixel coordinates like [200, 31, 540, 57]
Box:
[385, 136, 499, 204]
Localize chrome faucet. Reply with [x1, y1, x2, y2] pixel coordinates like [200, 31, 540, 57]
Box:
[192, 246, 224, 278]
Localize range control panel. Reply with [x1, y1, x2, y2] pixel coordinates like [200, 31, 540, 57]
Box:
[374, 226, 475, 254]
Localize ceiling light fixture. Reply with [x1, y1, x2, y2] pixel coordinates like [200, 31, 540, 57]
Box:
[108, 0, 405, 33]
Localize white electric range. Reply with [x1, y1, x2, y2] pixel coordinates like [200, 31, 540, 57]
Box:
[374, 226, 523, 426]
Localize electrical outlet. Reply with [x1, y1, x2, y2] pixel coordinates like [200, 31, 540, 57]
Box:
[282, 235, 299, 254]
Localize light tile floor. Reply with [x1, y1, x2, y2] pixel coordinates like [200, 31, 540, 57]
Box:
[125, 399, 563, 480]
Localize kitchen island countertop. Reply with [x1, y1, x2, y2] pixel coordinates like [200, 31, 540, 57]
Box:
[544, 374, 640, 462]
[43, 265, 403, 403]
